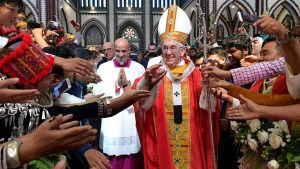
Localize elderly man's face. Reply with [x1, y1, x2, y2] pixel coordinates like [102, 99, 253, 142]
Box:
[162, 39, 183, 67]
[115, 39, 130, 64]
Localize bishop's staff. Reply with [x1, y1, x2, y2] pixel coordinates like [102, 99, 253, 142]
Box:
[195, 1, 217, 169]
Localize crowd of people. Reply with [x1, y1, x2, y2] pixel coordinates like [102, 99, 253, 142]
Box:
[0, 0, 300, 169]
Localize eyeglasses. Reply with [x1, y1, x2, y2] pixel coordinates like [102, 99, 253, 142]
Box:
[103, 48, 112, 52]
[162, 45, 181, 53]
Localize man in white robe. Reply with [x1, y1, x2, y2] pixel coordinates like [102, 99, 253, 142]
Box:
[93, 38, 145, 168]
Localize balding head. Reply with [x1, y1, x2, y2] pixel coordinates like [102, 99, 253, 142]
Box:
[114, 38, 131, 65]
[115, 38, 130, 49]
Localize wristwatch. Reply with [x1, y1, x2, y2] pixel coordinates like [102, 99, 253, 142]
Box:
[277, 31, 293, 45]
[7, 140, 22, 169]
[104, 97, 112, 115]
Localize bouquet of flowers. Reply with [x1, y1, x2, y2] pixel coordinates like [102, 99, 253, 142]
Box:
[231, 119, 300, 169]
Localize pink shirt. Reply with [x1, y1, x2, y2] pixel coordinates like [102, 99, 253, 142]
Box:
[230, 57, 286, 85]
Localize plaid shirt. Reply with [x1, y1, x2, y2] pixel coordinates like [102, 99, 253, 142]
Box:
[230, 57, 286, 85]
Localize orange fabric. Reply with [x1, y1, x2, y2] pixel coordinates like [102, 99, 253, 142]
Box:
[133, 65, 220, 169]
[228, 75, 296, 106]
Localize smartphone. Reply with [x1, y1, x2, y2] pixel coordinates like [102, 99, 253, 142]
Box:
[70, 20, 77, 27]
[51, 78, 72, 99]
[237, 12, 260, 24]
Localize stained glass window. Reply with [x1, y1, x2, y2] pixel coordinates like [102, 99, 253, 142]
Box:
[121, 26, 139, 39]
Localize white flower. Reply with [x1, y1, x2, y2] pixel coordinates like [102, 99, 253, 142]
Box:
[246, 119, 261, 132]
[267, 128, 282, 135]
[257, 131, 269, 144]
[269, 134, 283, 149]
[273, 121, 279, 128]
[267, 160, 279, 169]
[278, 120, 290, 134]
[295, 163, 300, 169]
[230, 121, 239, 131]
[247, 134, 258, 152]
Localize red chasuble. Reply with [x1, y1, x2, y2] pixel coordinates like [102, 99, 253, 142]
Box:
[133, 59, 220, 169]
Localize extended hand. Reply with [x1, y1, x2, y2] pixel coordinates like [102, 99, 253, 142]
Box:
[121, 81, 151, 102]
[202, 66, 231, 80]
[226, 94, 260, 120]
[0, 78, 40, 103]
[84, 149, 112, 169]
[57, 57, 94, 76]
[76, 72, 101, 84]
[210, 87, 233, 104]
[208, 77, 231, 89]
[142, 64, 167, 90]
[253, 15, 288, 40]
[240, 55, 261, 67]
[20, 114, 97, 162]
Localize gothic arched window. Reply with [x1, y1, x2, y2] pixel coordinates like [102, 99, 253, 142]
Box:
[85, 26, 103, 45]
[121, 26, 139, 39]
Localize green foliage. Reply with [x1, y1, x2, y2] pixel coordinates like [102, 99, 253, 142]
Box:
[27, 153, 69, 169]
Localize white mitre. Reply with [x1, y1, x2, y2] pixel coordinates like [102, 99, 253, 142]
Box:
[158, 4, 192, 44]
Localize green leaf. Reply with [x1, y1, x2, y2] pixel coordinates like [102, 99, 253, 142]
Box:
[291, 155, 300, 163]
[287, 153, 294, 162]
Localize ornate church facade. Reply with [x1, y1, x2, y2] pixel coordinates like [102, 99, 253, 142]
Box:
[22, 0, 300, 54]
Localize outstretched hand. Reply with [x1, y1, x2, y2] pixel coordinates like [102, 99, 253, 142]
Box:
[142, 64, 167, 90]
[122, 81, 151, 102]
[0, 78, 40, 103]
[208, 77, 231, 89]
[84, 149, 112, 169]
[19, 114, 97, 164]
[253, 15, 288, 40]
[240, 55, 261, 67]
[56, 57, 94, 76]
[210, 87, 233, 104]
[202, 66, 231, 80]
[226, 94, 260, 120]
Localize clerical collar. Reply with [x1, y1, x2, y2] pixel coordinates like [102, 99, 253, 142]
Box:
[163, 58, 195, 83]
[113, 58, 131, 68]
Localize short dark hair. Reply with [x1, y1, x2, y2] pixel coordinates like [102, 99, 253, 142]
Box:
[189, 48, 197, 52]
[0, 0, 23, 7]
[208, 47, 227, 58]
[262, 36, 282, 55]
[253, 34, 263, 39]
[148, 42, 156, 47]
[224, 33, 252, 54]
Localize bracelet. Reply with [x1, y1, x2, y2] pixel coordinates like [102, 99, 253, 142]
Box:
[7, 140, 22, 169]
[277, 31, 293, 45]
[97, 100, 105, 116]
[104, 97, 112, 115]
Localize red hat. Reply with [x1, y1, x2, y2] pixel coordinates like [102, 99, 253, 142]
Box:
[0, 33, 54, 87]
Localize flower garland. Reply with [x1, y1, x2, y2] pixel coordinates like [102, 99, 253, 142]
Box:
[231, 119, 300, 169]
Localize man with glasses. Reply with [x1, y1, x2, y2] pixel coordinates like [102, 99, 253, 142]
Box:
[134, 5, 220, 169]
[97, 42, 115, 69]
